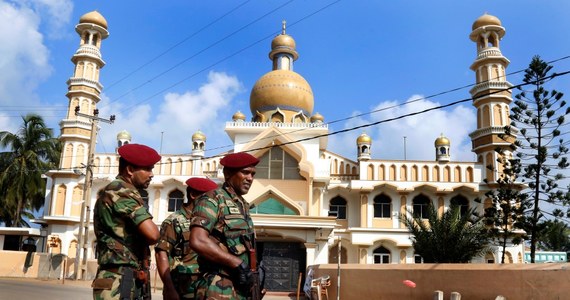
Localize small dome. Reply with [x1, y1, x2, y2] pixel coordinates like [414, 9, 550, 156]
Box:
[269, 21, 298, 60]
[79, 11, 108, 29]
[472, 13, 501, 30]
[434, 134, 451, 146]
[116, 130, 131, 140]
[192, 130, 206, 141]
[232, 111, 246, 121]
[310, 112, 324, 123]
[357, 133, 372, 144]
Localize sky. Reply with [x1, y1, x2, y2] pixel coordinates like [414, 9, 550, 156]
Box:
[2, 0, 570, 163]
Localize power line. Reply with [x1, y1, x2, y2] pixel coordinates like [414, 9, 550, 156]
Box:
[104, 0, 253, 91]
[101, 0, 297, 108]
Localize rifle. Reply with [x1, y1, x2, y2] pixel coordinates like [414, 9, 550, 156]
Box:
[242, 234, 264, 300]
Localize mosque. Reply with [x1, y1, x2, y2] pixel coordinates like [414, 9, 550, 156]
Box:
[36, 11, 523, 291]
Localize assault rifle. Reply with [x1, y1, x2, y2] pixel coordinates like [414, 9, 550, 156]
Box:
[242, 234, 264, 300]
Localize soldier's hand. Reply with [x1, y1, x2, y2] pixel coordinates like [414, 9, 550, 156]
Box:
[233, 261, 254, 293]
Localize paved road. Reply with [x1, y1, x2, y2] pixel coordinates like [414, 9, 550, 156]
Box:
[0, 277, 163, 300]
[0, 278, 296, 300]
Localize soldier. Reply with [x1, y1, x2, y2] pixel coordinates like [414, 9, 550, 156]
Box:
[92, 143, 161, 300]
[189, 152, 259, 300]
[155, 177, 218, 300]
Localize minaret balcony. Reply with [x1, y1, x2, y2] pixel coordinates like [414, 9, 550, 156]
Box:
[72, 44, 103, 61]
[475, 47, 503, 60]
[66, 77, 103, 93]
[469, 81, 512, 98]
[469, 125, 519, 140]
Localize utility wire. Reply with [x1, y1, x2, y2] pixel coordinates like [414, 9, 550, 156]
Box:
[101, 0, 297, 108]
[25, 68, 569, 172]
[104, 0, 253, 91]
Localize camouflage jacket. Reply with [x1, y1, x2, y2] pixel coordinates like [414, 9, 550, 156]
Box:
[93, 175, 153, 269]
[191, 182, 255, 275]
[155, 205, 199, 274]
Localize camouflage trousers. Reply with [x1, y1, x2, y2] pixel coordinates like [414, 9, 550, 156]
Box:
[172, 272, 200, 299]
[92, 268, 151, 300]
[194, 273, 246, 300]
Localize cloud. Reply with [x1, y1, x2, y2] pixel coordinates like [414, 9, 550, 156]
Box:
[328, 95, 477, 162]
[0, 0, 73, 136]
[26, 0, 73, 38]
[96, 71, 243, 155]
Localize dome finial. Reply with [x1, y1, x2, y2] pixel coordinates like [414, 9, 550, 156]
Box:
[282, 20, 287, 35]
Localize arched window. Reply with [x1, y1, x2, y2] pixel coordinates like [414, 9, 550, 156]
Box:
[450, 195, 469, 217]
[373, 246, 390, 264]
[329, 196, 347, 219]
[256, 147, 302, 180]
[168, 190, 184, 212]
[373, 194, 391, 218]
[412, 195, 430, 219]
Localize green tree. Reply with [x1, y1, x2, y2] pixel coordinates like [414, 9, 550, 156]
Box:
[506, 55, 570, 262]
[0, 114, 61, 227]
[538, 220, 570, 253]
[481, 154, 528, 263]
[401, 204, 491, 263]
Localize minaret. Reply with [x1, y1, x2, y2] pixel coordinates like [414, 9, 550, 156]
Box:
[192, 130, 206, 157]
[357, 133, 372, 161]
[116, 130, 131, 152]
[434, 134, 450, 162]
[59, 11, 109, 171]
[468, 13, 515, 182]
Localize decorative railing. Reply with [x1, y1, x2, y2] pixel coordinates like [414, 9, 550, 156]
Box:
[469, 81, 512, 97]
[74, 44, 102, 59]
[476, 47, 503, 60]
[226, 121, 328, 129]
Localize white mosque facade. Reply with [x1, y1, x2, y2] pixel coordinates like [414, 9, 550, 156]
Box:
[37, 11, 523, 290]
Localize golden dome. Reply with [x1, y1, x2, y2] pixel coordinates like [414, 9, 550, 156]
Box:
[357, 133, 372, 144]
[472, 13, 501, 30]
[192, 130, 206, 141]
[434, 134, 450, 146]
[79, 11, 108, 29]
[250, 69, 314, 118]
[116, 130, 131, 140]
[310, 112, 324, 123]
[232, 111, 246, 121]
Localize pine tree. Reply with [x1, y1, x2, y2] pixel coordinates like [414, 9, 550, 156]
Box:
[506, 55, 570, 262]
[481, 153, 528, 263]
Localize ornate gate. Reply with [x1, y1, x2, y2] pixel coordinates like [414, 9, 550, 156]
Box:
[259, 242, 305, 292]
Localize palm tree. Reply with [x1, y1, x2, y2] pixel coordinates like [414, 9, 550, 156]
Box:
[0, 114, 60, 227]
[401, 204, 491, 263]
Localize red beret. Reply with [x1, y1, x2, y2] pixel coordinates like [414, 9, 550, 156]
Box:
[220, 152, 259, 169]
[118, 143, 161, 167]
[185, 177, 218, 192]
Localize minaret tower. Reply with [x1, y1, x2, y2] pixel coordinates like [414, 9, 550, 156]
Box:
[59, 11, 109, 171]
[468, 13, 515, 182]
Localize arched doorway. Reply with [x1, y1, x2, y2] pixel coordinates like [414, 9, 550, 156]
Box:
[257, 241, 306, 292]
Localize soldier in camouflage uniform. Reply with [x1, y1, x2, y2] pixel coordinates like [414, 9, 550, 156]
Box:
[189, 152, 260, 300]
[92, 143, 161, 300]
[155, 177, 218, 300]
